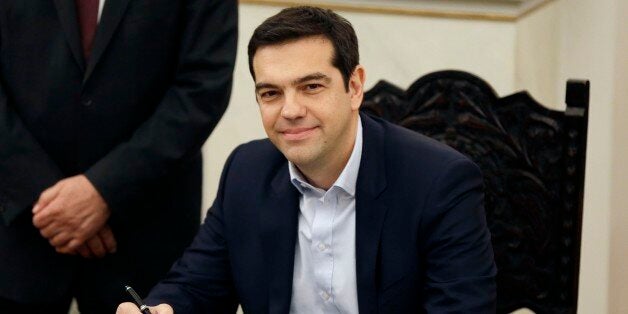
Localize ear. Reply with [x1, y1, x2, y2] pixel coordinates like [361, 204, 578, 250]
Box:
[349, 65, 366, 111]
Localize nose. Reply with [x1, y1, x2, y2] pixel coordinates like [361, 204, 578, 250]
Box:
[280, 92, 306, 120]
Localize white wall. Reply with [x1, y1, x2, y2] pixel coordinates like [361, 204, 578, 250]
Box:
[515, 0, 560, 106]
[552, 0, 625, 312]
[609, 0, 628, 312]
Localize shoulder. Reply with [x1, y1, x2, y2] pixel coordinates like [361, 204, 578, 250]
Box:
[230, 138, 279, 160]
[363, 113, 474, 171]
[221, 138, 286, 181]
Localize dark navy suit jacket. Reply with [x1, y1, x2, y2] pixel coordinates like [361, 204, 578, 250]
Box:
[146, 113, 497, 313]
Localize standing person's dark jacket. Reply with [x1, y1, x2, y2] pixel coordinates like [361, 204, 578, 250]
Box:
[0, 0, 237, 312]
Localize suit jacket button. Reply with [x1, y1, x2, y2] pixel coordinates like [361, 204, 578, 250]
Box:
[82, 99, 93, 107]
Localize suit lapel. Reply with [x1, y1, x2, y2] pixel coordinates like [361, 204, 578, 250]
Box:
[355, 113, 389, 314]
[83, 0, 131, 82]
[53, 0, 85, 71]
[261, 163, 300, 313]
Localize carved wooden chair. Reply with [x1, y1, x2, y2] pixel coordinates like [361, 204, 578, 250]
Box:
[361, 70, 589, 313]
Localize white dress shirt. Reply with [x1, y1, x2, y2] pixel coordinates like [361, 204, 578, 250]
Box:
[288, 117, 363, 314]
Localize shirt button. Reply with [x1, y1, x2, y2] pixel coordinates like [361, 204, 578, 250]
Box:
[317, 243, 327, 251]
[320, 291, 331, 301]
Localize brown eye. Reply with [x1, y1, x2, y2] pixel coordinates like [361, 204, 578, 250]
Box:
[305, 84, 322, 92]
[260, 90, 279, 99]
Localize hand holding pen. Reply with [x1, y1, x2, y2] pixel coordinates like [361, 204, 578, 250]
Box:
[116, 285, 174, 314]
[125, 285, 152, 314]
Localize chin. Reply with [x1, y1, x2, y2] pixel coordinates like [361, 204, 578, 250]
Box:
[281, 148, 314, 166]
[284, 154, 309, 165]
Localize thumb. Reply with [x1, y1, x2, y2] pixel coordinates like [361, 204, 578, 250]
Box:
[151, 304, 175, 314]
[116, 302, 142, 314]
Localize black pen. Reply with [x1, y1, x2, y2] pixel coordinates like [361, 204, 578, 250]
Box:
[125, 285, 152, 314]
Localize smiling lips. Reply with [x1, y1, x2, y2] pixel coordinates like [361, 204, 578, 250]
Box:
[280, 127, 318, 141]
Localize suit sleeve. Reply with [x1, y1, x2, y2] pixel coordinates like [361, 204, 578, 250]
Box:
[84, 0, 237, 212]
[0, 77, 64, 225]
[420, 158, 497, 313]
[143, 146, 240, 313]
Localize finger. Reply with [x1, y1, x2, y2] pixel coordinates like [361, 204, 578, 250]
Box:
[116, 302, 142, 314]
[39, 222, 62, 239]
[49, 231, 72, 247]
[33, 183, 62, 214]
[32, 201, 61, 228]
[77, 245, 93, 258]
[99, 226, 117, 253]
[55, 244, 77, 255]
[152, 304, 175, 314]
[58, 236, 86, 254]
[86, 236, 106, 258]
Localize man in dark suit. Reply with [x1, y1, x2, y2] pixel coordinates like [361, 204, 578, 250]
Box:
[118, 6, 496, 314]
[0, 0, 237, 313]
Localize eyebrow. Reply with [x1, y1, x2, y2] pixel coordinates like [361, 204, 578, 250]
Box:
[255, 72, 332, 93]
[254, 83, 278, 93]
[293, 73, 331, 85]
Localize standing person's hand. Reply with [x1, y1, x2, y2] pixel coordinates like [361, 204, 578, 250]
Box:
[75, 224, 118, 258]
[32, 175, 111, 254]
[116, 302, 174, 314]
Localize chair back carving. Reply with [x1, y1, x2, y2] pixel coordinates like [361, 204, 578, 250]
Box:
[361, 70, 589, 313]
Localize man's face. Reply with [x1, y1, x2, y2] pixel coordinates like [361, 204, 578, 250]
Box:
[252, 36, 365, 171]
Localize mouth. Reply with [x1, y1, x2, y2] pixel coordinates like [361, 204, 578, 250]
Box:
[280, 127, 318, 141]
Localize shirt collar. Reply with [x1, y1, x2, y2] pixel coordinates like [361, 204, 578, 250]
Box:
[289, 116, 363, 197]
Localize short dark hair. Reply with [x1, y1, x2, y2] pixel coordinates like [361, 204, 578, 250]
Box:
[248, 6, 359, 90]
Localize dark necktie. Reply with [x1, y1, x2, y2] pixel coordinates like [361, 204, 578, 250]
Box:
[75, 0, 99, 60]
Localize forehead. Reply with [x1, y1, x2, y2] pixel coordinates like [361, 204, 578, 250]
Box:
[252, 36, 337, 84]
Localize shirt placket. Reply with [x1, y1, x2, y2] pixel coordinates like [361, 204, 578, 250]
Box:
[310, 190, 337, 309]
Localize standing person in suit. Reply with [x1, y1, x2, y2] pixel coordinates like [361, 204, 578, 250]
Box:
[117, 6, 496, 314]
[0, 0, 237, 313]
